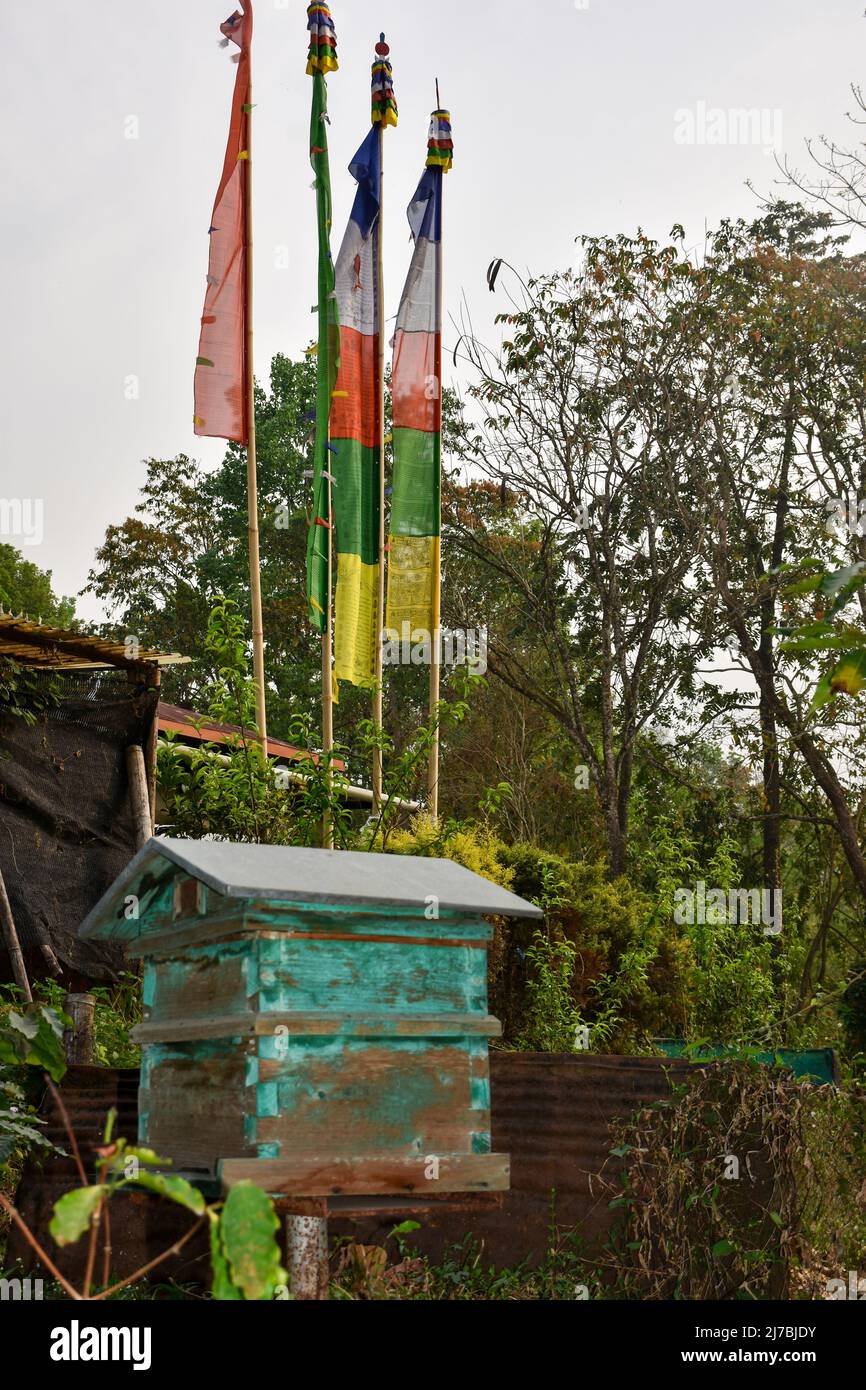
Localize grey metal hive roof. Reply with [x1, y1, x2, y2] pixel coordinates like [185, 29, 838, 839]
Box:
[78, 836, 544, 937]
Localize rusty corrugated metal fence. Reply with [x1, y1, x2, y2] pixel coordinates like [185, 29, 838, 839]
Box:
[8, 1054, 694, 1281]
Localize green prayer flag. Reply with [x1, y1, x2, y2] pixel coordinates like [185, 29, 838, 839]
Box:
[305, 70, 340, 632]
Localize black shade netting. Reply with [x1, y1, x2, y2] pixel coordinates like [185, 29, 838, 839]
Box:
[0, 669, 158, 982]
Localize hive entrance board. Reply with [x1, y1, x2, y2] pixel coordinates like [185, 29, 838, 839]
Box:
[78, 838, 543, 1205]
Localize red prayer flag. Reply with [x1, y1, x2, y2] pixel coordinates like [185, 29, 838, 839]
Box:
[193, 3, 253, 444]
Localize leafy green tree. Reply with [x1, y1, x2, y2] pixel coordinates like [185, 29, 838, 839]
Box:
[0, 545, 75, 625]
[453, 234, 716, 875]
[86, 355, 325, 737]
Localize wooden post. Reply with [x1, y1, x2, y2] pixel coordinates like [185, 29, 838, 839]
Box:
[125, 745, 153, 850]
[372, 43, 388, 812]
[63, 993, 96, 1065]
[146, 666, 161, 828]
[0, 867, 32, 1003]
[244, 76, 268, 748]
[428, 100, 445, 820]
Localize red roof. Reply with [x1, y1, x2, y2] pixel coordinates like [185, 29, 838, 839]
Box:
[158, 703, 346, 771]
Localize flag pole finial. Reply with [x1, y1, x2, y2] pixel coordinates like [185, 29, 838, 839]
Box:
[372, 33, 397, 126]
[435, 77, 440, 108]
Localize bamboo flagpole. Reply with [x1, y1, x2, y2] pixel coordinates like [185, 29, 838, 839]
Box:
[328, 36, 395, 812]
[371, 116, 386, 811]
[428, 82, 447, 820]
[371, 35, 394, 811]
[244, 77, 268, 748]
[384, 97, 452, 822]
[193, 3, 267, 745]
[305, 4, 340, 848]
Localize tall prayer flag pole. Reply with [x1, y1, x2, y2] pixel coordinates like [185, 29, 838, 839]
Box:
[385, 103, 453, 819]
[305, 3, 339, 846]
[428, 91, 446, 820]
[194, 3, 267, 745]
[329, 34, 396, 812]
[372, 38, 398, 809]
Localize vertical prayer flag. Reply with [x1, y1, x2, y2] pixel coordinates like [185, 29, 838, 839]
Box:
[194, 3, 253, 444]
[305, 4, 339, 632]
[331, 45, 396, 688]
[385, 111, 453, 642]
[331, 130, 381, 687]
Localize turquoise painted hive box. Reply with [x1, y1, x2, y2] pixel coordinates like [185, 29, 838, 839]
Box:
[78, 838, 542, 1202]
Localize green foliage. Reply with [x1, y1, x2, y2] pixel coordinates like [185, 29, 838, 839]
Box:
[30, 977, 141, 1069]
[381, 814, 514, 890]
[0, 544, 75, 625]
[33, 1122, 284, 1301]
[839, 964, 866, 1055]
[50, 1186, 105, 1247]
[514, 929, 586, 1052]
[331, 1225, 595, 1302]
[159, 596, 485, 851]
[643, 816, 780, 1045]
[158, 596, 305, 845]
[216, 1181, 287, 1301]
[0, 658, 60, 726]
[0, 1001, 67, 1082]
[0, 999, 67, 1181]
[777, 562, 866, 706]
[602, 1062, 866, 1299]
[85, 357, 336, 735]
[0, 1077, 55, 1168]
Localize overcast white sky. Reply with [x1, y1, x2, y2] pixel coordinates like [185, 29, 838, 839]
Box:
[1, 0, 862, 622]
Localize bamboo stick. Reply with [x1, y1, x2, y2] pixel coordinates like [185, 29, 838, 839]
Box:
[428, 101, 445, 820]
[372, 113, 387, 812]
[244, 77, 268, 748]
[0, 866, 32, 1002]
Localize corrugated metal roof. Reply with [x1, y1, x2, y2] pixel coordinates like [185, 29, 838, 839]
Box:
[79, 836, 544, 936]
[158, 701, 342, 768]
[0, 613, 189, 671]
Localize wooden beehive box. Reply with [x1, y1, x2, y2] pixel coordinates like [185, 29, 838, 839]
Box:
[79, 838, 542, 1203]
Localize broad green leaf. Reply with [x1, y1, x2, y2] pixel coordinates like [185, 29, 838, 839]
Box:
[220, 1181, 287, 1301]
[711, 1238, 736, 1257]
[784, 574, 822, 596]
[209, 1213, 243, 1301]
[2, 1006, 67, 1081]
[390, 1220, 421, 1236]
[812, 671, 835, 709]
[122, 1145, 174, 1168]
[8, 1010, 38, 1042]
[784, 638, 854, 653]
[26, 1011, 68, 1083]
[829, 649, 866, 698]
[131, 1170, 206, 1216]
[49, 1186, 105, 1246]
[820, 563, 866, 597]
